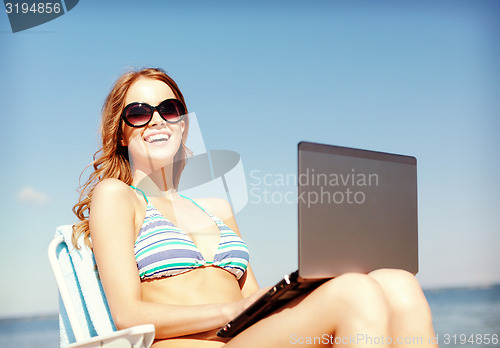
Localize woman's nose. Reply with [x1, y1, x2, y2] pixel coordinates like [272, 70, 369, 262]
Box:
[149, 109, 165, 126]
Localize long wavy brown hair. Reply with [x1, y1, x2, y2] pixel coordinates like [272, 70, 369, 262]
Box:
[72, 68, 190, 249]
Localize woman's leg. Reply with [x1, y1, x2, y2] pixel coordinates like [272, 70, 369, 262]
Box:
[226, 273, 391, 347]
[368, 269, 437, 347]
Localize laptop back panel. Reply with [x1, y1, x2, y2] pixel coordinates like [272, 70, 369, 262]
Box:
[298, 142, 418, 279]
[217, 142, 419, 338]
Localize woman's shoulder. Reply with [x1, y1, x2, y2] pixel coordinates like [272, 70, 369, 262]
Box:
[94, 178, 130, 194]
[92, 178, 135, 205]
[190, 197, 234, 220]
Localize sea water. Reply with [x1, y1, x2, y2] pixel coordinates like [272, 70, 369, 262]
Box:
[0, 315, 59, 347]
[424, 285, 500, 347]
[1, 285, 499, 347]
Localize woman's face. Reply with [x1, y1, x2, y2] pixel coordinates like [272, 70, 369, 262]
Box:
[121, 77, 185, 173]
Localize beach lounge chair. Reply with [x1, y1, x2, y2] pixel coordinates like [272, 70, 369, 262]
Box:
[48, 225, 155, 348]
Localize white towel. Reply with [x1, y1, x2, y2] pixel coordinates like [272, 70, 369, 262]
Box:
[55, 225, 116, 347]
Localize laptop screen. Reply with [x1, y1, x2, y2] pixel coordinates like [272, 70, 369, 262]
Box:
[298, 142, 418, 279]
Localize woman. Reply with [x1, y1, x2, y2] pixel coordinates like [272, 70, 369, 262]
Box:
[73, 67, 437, 347]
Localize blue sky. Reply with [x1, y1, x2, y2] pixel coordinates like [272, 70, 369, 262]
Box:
[1, 0, 499, 318]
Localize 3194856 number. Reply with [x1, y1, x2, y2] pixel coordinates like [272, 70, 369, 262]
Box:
[5, 2, 62, 14]
[443, 333, 499, 345]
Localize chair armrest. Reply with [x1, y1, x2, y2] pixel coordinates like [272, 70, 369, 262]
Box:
[67, 324, 155, 348]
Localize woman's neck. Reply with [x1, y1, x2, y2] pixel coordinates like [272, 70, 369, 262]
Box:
[131, 166, 179, 199]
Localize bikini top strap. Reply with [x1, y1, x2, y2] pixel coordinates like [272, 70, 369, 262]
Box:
[179, 193, 207, 213]
[130, 185, 149, 203]
[130, 188, 206, 213]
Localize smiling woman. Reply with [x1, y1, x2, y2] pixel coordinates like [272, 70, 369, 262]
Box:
[71, 67, 437, 347]
[72, 68, 191, 249]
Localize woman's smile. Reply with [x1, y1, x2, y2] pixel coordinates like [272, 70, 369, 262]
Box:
[144, 130, 172, 144]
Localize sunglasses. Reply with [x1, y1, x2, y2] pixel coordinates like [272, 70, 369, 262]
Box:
[121, 98, 186, 128]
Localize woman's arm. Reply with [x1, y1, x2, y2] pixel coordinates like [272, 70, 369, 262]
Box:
[89, 179, 251, 338]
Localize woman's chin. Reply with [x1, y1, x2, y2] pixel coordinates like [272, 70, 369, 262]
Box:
[128, 142, 179, 163]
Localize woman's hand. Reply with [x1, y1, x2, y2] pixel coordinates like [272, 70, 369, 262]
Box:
[225, 287, 272, 322]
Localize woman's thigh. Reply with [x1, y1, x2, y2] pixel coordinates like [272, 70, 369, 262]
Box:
[225, 273, 390, 348]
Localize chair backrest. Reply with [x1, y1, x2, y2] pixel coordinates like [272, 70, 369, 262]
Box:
[48, 225, 116, 347]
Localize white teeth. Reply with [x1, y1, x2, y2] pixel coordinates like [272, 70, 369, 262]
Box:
[145, 134, 170, 143]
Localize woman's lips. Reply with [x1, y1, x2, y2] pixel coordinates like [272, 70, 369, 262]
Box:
[144, 133, 170, 143]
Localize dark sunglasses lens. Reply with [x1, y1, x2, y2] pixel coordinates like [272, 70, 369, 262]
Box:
[125, 104, 152, 126]
[158, 99, 185, 122]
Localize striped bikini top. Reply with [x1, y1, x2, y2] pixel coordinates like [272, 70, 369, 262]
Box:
[131, 186, 250, 281]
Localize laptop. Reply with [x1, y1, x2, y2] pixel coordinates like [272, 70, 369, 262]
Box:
[217, 141, 418, 338]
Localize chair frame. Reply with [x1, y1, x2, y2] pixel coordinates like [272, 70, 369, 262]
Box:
[48, 233, 155, 347]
